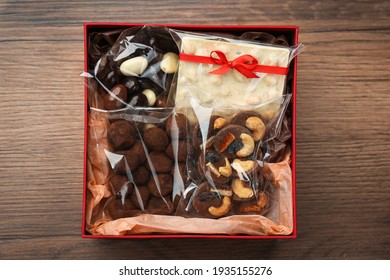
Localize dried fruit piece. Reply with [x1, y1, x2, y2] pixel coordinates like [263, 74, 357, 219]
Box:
[218, 133, 235, 152]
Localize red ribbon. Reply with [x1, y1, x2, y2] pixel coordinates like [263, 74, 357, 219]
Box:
[179, 50, 289, 78]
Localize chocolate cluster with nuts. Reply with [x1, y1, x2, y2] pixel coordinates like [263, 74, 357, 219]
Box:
[187, 111, 271, 218]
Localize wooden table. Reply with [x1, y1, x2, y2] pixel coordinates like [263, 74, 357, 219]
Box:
[0, 0, 389, 260]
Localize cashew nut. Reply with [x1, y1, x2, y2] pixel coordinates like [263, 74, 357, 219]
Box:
[218, 158, 232, 177]
[232, 159, 255, 172]
[206, 162, 221, 177]
[232, 178, 254, 199]
[208, 196, 231, 217]
[236, 133, 255, 157]
[214, 117, 228, 130]
[245, 117, 266, 141]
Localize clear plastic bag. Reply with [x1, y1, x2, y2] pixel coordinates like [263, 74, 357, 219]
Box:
[83, 25, 303, 235]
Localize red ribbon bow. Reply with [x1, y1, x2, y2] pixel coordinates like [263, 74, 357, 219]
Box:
[179, 50, 289, 78]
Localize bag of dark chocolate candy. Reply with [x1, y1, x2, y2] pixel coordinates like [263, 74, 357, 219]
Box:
[83, 26, 301, 236]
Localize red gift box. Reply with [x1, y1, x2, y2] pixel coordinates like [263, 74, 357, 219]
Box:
[82, 23, 299, 239]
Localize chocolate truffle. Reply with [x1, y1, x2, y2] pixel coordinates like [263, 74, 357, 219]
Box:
[114, 151, 140, 175]
[128, 139, 147, 163]
[165, 140, 188, 162]
[133, 165, 149, 186]
[109, 174, 133, 198]
[147, 174, 173, 197]
[107, 198, 137, 220]
[147, 196, 174, 215]
[107, 120, 136, 150]
[146, 151, 173, 173]
[130, 185, 150, 210]
[166, 113, 188, 140]
[143, 127, 169, 152]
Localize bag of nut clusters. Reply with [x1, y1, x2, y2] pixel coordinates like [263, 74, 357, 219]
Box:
[168, 30, 302, 225]
[82, 25, 302, 236]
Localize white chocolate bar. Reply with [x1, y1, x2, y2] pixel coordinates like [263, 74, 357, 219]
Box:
[175, 36, 290, 119]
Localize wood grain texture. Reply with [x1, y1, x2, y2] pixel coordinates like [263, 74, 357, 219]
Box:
[0, 0, 389, 259]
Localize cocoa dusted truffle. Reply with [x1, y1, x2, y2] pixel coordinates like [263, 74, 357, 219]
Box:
[147, 174, 173, 197]
[143, 127, 169, 152]
[147, 196, 174, 215]
[107, 120, 136, 150]
[109, 174, 133, 198]
[128, 139, 147, 163]
[165, 140, 188, 162]
[146, 151, 173, 173]
[132, 165, 149, 186]
[107, 198, 137, 220]
[114, 151, 140, 175]
[130, 185, 150, 210]
[166, 113, 188, 139]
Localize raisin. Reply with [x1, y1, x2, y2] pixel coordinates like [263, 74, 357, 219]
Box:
[228, 140, 244, 154]
[205, 153, 220, 163]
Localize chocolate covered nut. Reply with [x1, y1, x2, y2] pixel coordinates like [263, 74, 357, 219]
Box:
[143, 127, 169, 152]
[114, 151, 140, 175]
[155, 94, 168, 107]
[192, 181, 231, 218]
[165, 140, 188, 162]
[166, 113, 188, 139]
[130, 185, 150, 210]
[102, 70, 119, 89]
[128, 140, 147, 164]
[103, 84, 127, 110]
[119, 56, 148, 76]
[121, 76, 140, 96]
[142, 89, 157, 106]
[147, 174, 173, 197]
[133, 165, 149, 186]
[107, 120, 136, 150]
[160, 52, 179, 74]
[146, 152, 173, 173]
[107, 198, 137, 220]
[147, 196, 174, 215]
[128, 93, 148, 107]
[110, 174, 133, 198]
